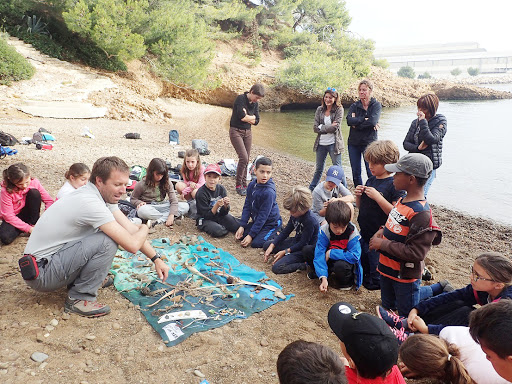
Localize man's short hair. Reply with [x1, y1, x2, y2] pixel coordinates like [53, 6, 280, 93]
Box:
[364, 140, 400, 165]
[250, 83, 265, 97]
[469, 300, 512, 359]
[255, 156, 272, 169]
[283, 186, 312, 213]
[90, 156, 129, 185]
[325, 200, 351, 226]
[277, 340, 347, 384]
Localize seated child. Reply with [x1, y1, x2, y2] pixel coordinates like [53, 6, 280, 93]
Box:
[354, 140, 405, 291]
[399, 329, 508, 384]
[277, 340, 347, 384]
[328, 301, 405, 384]
[263, 186, 319, 274]
[131, 158, 189, 227]
[308, 199, 362, 292]
[195, 163, 239, 237]
[311, 165, 354, 225]
[0, 163, 54, 245]
[369, 153, 441, 316]
[470, 300, 512, 382]
[235, 157, 282, 248]
[175, 149, 205, 218]
[56, 163, 91, 199]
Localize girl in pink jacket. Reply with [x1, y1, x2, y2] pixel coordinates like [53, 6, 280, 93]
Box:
[0, 163, 53, 245]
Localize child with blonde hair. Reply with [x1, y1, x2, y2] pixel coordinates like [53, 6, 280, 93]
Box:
[56, 163, 90, 199]
[175, 149, 205, 200]
[264, 186, 319, 274]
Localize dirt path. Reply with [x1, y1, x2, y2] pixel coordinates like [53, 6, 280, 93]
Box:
[0, 39, 511, 384]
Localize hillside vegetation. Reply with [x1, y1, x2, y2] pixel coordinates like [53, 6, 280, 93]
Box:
[0, 0, 376, 93]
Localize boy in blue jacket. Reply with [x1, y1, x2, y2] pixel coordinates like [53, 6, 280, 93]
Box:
[311, 199, 362, 293]
[235, 157, 282, 248]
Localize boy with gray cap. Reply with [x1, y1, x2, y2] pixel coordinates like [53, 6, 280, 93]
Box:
[369, 153, 442, 319]
[328, 301, 405, 383]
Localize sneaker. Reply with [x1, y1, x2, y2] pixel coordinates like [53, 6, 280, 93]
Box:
[388, 324, 411, 345]
[376, 306, 409, 330]
[65, 297, 111, 318]
[236, 185, 247, 196]
[338, 285, 353, 291]
[439, 279, 455, 293]
[306, 265, 318, 280]
[421, 267, 433, 281]
[101, 275, 114, 288]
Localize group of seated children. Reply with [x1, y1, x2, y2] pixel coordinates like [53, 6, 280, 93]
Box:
[277, 299, 512, 384]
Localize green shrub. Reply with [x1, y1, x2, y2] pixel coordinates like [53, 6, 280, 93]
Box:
[418, 72, 431, 79]
[451, 67, 462, 76]
[0, 35, 35, 85]
[373, 58, 389, 69]
[397, 66, 415, 79]
[467, 67, 480, 76]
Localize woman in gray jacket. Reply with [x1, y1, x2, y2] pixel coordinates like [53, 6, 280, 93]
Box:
[309, 88, 347, 191]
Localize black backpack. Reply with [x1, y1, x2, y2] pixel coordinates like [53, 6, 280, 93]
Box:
[0, 131, 19, 146]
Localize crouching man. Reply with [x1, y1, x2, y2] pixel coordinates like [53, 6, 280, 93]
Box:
[22, 156, 169, 317]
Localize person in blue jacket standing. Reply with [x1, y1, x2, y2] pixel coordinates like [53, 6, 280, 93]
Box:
[346, 79, 382, 188]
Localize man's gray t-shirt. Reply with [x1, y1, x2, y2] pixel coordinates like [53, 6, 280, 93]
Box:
[24, 182, 118, 260]
[311, 182, 352, 224]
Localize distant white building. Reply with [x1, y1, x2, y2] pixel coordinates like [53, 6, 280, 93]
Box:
[375, 42, 512, 77]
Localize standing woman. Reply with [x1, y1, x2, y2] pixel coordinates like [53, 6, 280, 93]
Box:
[309, 88, 347, 191]
[403, 93, 446, 197]
[229, 83, 265, 196]
[346, 79, 382, 188]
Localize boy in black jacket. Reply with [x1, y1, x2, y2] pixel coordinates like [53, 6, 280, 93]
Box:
[195, 164, 239, 237]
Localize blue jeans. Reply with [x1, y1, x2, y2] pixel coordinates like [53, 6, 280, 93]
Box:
[424, 169, 437, 197]
[309, 144, 346, 190]
[380, 276, 433, 316]
[360, 238, 380, 289]
[348, 144, 372, 187]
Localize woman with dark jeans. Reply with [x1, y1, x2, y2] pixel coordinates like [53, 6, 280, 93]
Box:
[229, 83, 264, 196]
[346, 79, 382, 187]
[309, 88, 347, 191]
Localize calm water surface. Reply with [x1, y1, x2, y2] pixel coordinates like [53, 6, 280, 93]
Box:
[255, 85, 512, 225]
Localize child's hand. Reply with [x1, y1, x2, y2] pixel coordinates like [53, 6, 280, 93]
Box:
[418, 141, 428, 150]
[264, 243, 275, 262]
[223, 197, 230, 206]
[235, 227, 244, 240]
[272, 250, 286, 265]
[364, 186, 382, 201]
[369, 236, 383, 250]
[407, 308, 420, 330]
[136, 202, 146, 209]
[325, 249, 331, 261]
[215, 199, 224, 208]
[319, 277, 328, 293]
[354, 185, 365, 196]
[417, 110, 426, 120]
[241, 235, 252, 247]
[189, 182, 196, 189]
[165, 216, 174, 228]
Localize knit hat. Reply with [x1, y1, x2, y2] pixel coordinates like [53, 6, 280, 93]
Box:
[325, 165, 344, 186]
[385, 153, 433, 178]
[204, 164, 222, 176]
[328, 302, 398, 377]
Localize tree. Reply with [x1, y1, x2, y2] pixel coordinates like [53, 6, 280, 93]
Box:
[451, 68, 462, 76]
[397, 66, 415, 79]
[467, 67, 480, 76]
[418, 72, 431, 79]
[373, 58, 389, 69]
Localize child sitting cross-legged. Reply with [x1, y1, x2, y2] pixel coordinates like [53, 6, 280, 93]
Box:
[306, 199, 362, 292]
[263, 186, 319, 274]
[195, 164, 239, 238]
[328, 302, 406, 384]
[235, 157, 282, 248]
[311, 165, 354, 225]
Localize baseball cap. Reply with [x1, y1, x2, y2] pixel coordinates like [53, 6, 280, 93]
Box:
[384, 153, 433, 178]
[325, 165, 344, 187]
[328, 302, 398, 377]
[204, 164, 222, 176]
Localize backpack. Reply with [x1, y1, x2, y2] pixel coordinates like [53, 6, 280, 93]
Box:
[218, 159, 237, 176]
[192, 139, 210, 155]
[0, 131, 19, 146]
[129, 165, 147, 181]
[124, 133, 141, 139]
[168, 130, 179, 145]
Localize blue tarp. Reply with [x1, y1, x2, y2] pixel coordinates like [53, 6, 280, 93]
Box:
[111, 236, 292, 346]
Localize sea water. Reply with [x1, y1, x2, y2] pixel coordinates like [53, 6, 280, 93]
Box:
[255, 85, 512, 225]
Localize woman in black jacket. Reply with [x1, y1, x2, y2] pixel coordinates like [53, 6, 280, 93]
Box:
[403, 94, 447, 197]
[346, 79, 382, 187]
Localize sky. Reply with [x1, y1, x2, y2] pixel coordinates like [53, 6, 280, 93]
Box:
[343, 0, 512, 53]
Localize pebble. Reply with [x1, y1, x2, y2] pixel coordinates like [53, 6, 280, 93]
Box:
[49, 319, 59, 327]
[196, 245, 202, 251]
[193, 369, 205, 378]
[0, 369, 7, 375]
[0, 362, 9, 369]
[157, 345, 165, 352]
[71, 348, 81, 354]
[45, 325, 55, 332]
[61, 313, 70, 320]
[36, 333, 45, 343]
[359, 304, 366, 311]
[114, 353, 122, 363]
[128, 349, 135, 357]
[94, 348, 101, 354]
[257, 350, 263, 357]
[260, 339, 269, 347]
[85, 334, 96, 341]
[39, 362, 48, 370]
[112, 323, 121, 330]
[20, 321, 29, 327]
[233, 319, 242, 323]
[30, 352, 49, 363]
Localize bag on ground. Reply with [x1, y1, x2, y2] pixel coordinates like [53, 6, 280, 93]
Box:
[0, 131, 19, 146]
[169, 130, 179, 145]
[192, 139, 210, 155]
[124, 133, 141, 139]
[129, 165, 147, 181]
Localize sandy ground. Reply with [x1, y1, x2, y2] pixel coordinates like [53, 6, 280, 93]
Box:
[1, 38, 512, 384]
